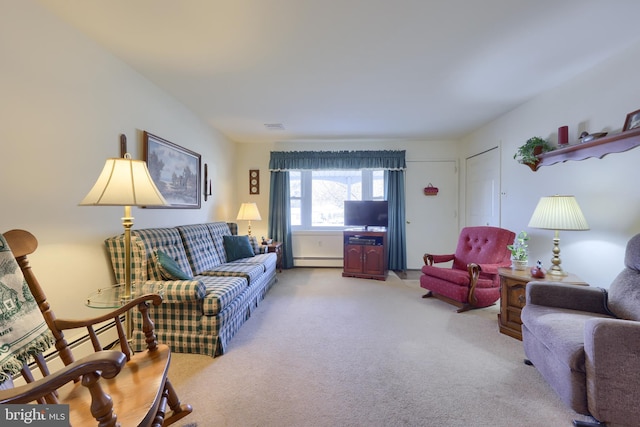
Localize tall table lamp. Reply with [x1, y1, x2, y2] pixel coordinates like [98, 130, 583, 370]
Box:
[236, 202, 261, 236]
[80, 154, 168, 302]
[528, 195, 589, 276]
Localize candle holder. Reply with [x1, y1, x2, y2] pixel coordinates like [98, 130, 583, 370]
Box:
[204, 163, 212, 201]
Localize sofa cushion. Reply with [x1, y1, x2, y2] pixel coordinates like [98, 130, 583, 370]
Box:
[223, 235, 255, 261]
[210, 234, 227, 263]
[521, 304, 613, 372]
[155, 249, 193, 280]
[607, 268, 640, 321]
[205, 222, 233, 264]
[178, 224, 221, 274]
[133, 228, 193, 281]
[608, 233, 640, 321]
[421, 264, 494, 288]
[197, 275, 248, 316]
[208, 222, 232, 236]
[452, 226, 514, 271]
[200, 263, 265, 286]
[232, 253, 277, 271]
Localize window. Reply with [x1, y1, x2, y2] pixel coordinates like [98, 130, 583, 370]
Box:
[290, 170, 385, 229]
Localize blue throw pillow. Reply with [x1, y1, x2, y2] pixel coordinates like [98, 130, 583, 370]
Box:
[155, 249, 193, 280]
[223, 235, 255, 261]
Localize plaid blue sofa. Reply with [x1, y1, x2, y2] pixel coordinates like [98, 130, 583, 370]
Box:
[104, 222, 277, 357]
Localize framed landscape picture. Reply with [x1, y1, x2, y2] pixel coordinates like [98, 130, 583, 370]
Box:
[143, 131, 201, 208]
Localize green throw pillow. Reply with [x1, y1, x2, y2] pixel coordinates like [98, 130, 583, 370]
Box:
[223, 235, 255, 261]
[155, 249, 193, 280]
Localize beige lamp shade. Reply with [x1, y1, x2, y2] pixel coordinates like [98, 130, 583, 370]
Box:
[236, 202, 262, 221]
[236, 202, 261, 236]
[79, 155, 167, 207]
[528, 195, 588, 276]
[528, 195, 589, 231]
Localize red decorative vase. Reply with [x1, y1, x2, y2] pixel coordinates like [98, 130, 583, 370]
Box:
[530, 267, 546, 278]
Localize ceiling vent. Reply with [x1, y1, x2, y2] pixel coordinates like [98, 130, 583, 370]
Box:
[264, 123, 285, 130]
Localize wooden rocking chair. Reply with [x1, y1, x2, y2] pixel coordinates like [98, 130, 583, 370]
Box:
[0, 229, 192, 426]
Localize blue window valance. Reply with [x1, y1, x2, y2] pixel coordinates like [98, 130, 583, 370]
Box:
[269, 150, 406, 171]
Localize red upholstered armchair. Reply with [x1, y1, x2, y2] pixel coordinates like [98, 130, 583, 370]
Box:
[420, 226, 515, 312]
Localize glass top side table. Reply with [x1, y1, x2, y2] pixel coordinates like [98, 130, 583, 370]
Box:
[86, 283, 164, 308]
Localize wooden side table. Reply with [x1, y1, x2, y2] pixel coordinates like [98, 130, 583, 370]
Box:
[266, 242, 283, 272]
[497, 267, 587, 340]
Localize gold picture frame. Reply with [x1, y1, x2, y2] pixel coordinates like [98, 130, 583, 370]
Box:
[144, 131, 201, 208]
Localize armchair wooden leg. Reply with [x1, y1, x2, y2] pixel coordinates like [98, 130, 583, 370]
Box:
[456, 304, 472, 313]
[422, 291, 433, 298]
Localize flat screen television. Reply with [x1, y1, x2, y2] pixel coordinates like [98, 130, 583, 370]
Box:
[344, 200, 388, 229]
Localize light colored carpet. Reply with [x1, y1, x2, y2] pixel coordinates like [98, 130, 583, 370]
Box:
[169, 268, 592, 427]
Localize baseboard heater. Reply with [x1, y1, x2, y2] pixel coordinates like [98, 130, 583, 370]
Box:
[293, 256, 344, 267]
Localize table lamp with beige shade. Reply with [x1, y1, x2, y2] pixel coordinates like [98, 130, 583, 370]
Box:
[528, 195, 589, 276]
[236, 202, 262, 236]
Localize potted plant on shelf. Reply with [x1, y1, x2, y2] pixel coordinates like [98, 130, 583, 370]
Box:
[514, 136, 555, 170]
[507, 231, 529, 270]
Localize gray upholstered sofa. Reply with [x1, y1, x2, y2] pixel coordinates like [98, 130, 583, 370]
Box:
[105, 222, 277, 357]
[521, 233, 640, 426]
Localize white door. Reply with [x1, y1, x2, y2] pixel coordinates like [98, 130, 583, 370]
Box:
[466, 147, 501, 227]
[405, 161, 458, 270]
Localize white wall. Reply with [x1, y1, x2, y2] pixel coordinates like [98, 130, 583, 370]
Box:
[1, 2, 236, 318]
[462, 41, 640, 288]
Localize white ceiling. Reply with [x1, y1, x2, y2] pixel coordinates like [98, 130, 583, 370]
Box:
[37, 0, 640, 143]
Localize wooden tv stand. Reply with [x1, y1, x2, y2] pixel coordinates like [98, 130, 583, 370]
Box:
[342, 229, 388, 280]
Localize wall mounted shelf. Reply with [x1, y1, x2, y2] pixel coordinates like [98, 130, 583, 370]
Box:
[529, 127, 640, 171]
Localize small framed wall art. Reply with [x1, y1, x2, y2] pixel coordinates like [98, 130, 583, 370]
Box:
[249, 169, 260, 194]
